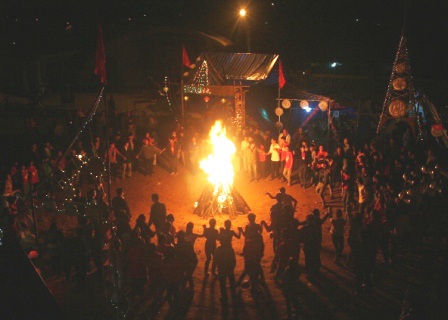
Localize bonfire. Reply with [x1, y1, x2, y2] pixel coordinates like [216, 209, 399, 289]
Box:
[194, 121, 250, 219]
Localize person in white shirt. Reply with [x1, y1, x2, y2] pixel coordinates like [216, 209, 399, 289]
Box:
[266, 138, 281, 180]
[277, 129, 291, 146]
[357, 177, 367, 215]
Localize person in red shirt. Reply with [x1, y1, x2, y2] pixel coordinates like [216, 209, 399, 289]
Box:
[282, 145, 294, 186]
[257, 144, 267, 179]
[28, 161, 39, 192]
[317, 145, 329, 159]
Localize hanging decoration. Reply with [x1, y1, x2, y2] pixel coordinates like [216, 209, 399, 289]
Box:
[275, 121, 283, 129]
[184, 60, 211, 94]
[392, 78, 407, 91]
[163, 76, 174, 114]
[377, 31, 417, 132]
[275, 107, 283, 116]
[281, 99, 291, 109]
[398, 164, 446, 206]
[431, 124, 445, 138]
[204, 96, 210, 103]
[318, 100, 328, 111]
[300, 100, 309, 109]
[388, 99, 407, 118]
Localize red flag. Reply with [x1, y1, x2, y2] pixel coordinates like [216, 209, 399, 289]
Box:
[182, 45, 191, 68]
[94, 24, 107, 85]
[279, 59, 286, 89]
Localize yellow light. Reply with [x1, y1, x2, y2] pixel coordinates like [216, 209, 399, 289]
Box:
[200, 121, 236, 197]
[239, 8, 247, 17]
[184, 95, 189, 101]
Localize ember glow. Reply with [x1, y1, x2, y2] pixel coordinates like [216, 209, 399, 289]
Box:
[200, 121, 236, 201]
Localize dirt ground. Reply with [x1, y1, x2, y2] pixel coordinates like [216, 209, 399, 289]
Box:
[42, 163, 409, 319]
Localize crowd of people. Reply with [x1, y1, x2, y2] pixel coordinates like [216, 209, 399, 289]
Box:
[1, 105, 444, 319]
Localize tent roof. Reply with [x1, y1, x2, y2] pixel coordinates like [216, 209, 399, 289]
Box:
[185, 52, 279, 86]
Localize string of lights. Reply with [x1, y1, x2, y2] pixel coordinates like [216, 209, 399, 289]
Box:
[184, 60, 211, 94]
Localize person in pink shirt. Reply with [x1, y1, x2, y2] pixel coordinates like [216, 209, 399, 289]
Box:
[283, 145, 294, 186]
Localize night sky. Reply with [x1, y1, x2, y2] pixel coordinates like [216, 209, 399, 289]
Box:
[1, 0, 447, 94]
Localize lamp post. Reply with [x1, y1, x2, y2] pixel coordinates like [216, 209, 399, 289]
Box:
[239, 8, 250, 52]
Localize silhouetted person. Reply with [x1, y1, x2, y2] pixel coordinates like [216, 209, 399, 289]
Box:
[112, 188, 131, 236]
[282, 258, 300, 320]
[203, 218, 219, 277]
[301, 214, 320, 280]
[219, 219, 241, 248]
[214, 240, 237, 306]
[149, 193, 166, 233]
[134, 214, 155, 246]
[161, 247, 182, 309]
[175, 231, 197, 289]
[127, 230, 147, 296]
[330, 209, 346, 265]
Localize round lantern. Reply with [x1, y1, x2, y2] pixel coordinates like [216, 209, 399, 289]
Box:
[300, 100, 309, 109]
[318, 100, 328, 111]
[431, 124, 444, 138]
[184, 96, 189, 101]
[282, 99, 291, 109]
[162, 86, 169, 93]
[189, 63, 196, 69]
[393, 77, 407, 91]
[183, 72, 189, 77]
[388, 99, 407, 118]
[394, 63, 406, 74]
[275, 121, 283, 129]
[203, 96, 210, 103]
[275, 107, 284, 116]
[221, 98, 226, 104]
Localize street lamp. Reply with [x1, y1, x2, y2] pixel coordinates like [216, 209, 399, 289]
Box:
[238, 8, 250, 52]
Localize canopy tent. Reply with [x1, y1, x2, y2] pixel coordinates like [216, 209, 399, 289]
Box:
[182, 52, 279, 127]
[184, 52, 279, 87]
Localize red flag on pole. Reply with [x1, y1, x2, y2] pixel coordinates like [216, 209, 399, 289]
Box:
[182, 45, 191, 68]
[278, 59, 286, 89]
[94, 24, 107, 85]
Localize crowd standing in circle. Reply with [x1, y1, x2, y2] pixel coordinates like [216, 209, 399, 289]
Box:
[1, 108, 443, 319]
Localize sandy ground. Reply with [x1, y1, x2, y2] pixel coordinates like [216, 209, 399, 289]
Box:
[42, 163, 408, 319]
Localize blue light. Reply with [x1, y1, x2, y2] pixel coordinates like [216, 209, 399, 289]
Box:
[261, 109, 270, 121]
